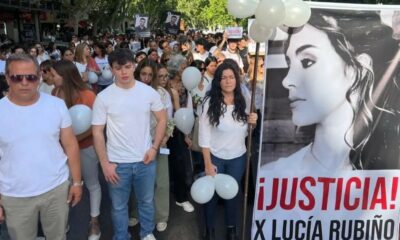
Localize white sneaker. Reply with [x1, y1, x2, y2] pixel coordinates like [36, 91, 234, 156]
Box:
[176, 201, 194, 212]
[88, 233, 101, 240]
[142, 233, 156, 240]
[156, 222, 167, 232]
[128, 217, 139, 227]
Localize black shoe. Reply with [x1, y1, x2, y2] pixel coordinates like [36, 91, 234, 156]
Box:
[226, 226, 238, 240]
[204, 228, 215, 240]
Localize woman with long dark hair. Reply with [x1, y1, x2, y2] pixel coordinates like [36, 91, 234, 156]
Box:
[51, 60, 102, 240]
[199, 62, 257, 240]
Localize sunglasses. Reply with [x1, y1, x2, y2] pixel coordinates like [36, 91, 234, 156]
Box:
[9, 74, 39, 83]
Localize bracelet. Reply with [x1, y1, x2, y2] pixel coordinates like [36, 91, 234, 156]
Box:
[151, 146, 158, 152]
[71, 180, 84, 187]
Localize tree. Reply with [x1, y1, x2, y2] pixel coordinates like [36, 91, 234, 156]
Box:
[176, 0, 208, 29]
[201, 0, 237, 31]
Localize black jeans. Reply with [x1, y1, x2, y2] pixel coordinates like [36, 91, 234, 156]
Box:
[167, 130, 193, 203]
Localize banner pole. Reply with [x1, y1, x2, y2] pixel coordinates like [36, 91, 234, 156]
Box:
[241, 41, 260, 240]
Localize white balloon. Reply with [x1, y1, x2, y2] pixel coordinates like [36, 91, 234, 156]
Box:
[282, 0, 311, 27]
[255, 0, 286, 28]
[227, 0, 260, 19]
[249, 20, 275, 43]
[69, 104, 92, 135]
[215, 174, 239, 200]
[88, 71, 98, 84]
[190, 176, 216, 204]
[101, 69, 113, 80]
[182, 67, 202, 91]
[173, 108, 195, 135]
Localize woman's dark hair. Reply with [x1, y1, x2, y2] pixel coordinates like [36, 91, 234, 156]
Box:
[52, 60, 90, 108]
[289, 10, 400, 169]
[204, 62, 247, 127]
[135, 51, 147, 63]
[134, 59, 158, 89]
[205, 56, 217, 67]
[147, 48, 159, 62]
[93, 42, 106, 58]
[191, 59, 205, 71]
[61, 48, 74, 56]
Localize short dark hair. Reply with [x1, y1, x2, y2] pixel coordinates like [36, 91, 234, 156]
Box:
[108, 48, 135, 66]
[39, 59, 54, 71]
[195, 38, 207, 47]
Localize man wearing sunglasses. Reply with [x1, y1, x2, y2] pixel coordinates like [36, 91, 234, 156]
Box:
[0, 54, 82, 240]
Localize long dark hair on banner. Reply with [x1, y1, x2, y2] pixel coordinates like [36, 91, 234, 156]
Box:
[204, 62, 247, 127]
[286, 9, 400, 169]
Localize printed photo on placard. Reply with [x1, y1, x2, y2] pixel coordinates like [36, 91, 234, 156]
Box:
[135, 15, 151, 38]
[164, 11, 181, 35]
[252, 5, 400, 240]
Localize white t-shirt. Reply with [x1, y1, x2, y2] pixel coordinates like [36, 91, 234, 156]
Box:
[92, 81, 164, 163]
[38, 81, 55, 95]
[0, 93, 71, 197]
[95, 56, 113, 86]
[223, 50, 244, 70]
[74, 61, 87, 75]
[193, 51, 210, 62]
[191, 74, 213, 116]
[199, 99, 248, 159]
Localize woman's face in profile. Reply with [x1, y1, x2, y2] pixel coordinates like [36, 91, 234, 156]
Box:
[282, 24, 354, 126]
[50, 68, 63, 87]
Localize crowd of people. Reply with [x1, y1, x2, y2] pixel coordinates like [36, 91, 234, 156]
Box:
[0, 29, 264, 240]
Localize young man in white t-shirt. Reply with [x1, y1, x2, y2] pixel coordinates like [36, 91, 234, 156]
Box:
[92, 49, 167, 240]
[0, 54, 82, 240]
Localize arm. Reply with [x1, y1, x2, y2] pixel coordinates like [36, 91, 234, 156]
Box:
[92, 124, 119, 184]
[199, 100, 216, 176]
[171, 88, 180, 111]
[202, 147, 216, 176]
[60, 126, 82, 207]
[218, 31, 228, 50]
[76, 127, 92, 141]
[143, 109, 168, 164]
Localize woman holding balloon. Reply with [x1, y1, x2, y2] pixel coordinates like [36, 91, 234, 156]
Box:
[51, 60, 102, 240]
[166, 54, 195, 213]
[199, 62, 257, 240]
[74, 43, 101, 88]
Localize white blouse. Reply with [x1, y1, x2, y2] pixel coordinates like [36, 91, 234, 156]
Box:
[199, 99, 248, 159]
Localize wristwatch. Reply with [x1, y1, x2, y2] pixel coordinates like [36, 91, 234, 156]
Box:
[71, 180, 84, 187]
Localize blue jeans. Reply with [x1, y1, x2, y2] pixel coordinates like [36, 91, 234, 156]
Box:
[108, 161, 157, 240]
[204, 153, 246, 228]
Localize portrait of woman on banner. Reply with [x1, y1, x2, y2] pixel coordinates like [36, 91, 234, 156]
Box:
[263, 9, 400, 173]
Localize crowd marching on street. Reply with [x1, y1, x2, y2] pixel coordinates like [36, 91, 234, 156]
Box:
[0, 28, 264, 240]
